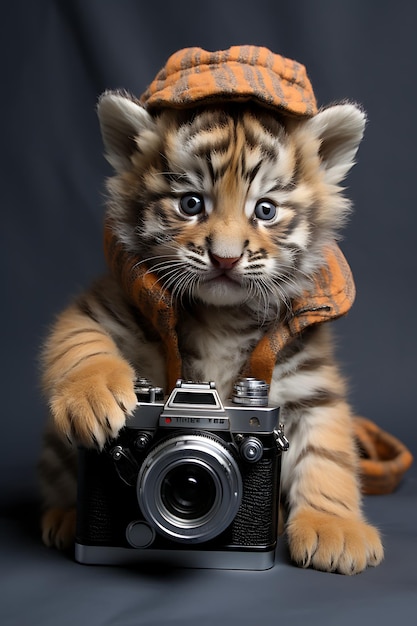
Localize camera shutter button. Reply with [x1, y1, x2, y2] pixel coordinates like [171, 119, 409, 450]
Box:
[239, 437, 263, 463]
[126, 521, 156, 548]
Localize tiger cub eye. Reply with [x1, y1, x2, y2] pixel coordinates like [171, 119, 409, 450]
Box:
[179, 194, 205, 216]
[254, 199, 277, 221]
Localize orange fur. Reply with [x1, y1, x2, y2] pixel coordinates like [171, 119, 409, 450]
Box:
[42, 306, 137, 448]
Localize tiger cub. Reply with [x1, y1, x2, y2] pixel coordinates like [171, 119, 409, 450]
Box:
[38, 92, 383, 574]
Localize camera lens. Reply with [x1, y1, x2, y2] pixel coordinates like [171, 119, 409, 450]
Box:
[137, 433, 243, 543]
[161, 463, 217, 520]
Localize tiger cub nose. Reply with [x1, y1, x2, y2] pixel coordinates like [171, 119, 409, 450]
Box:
[210, 252, 242, 269]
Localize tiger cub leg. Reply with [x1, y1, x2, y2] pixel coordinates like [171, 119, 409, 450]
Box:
[42, 305, 138, 449]
[40, 304, 139, 548]
[284, 402, 384, 575]
[38, 423, 79, 549]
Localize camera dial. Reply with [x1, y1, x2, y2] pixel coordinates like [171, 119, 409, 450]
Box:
[134, 378, 164, 403]
[232, 377, 269, 407]
[239, 436, 264, 463]
[134, 432, 152, 450]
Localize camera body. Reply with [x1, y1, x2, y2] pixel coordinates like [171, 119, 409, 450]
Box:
[75, 378, 288, 570]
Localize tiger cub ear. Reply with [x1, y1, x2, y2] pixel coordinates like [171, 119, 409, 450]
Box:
[304, 102, 367, 184]
[97, 91, 156, 172]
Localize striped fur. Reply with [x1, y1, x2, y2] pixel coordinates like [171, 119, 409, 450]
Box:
[39, 95, 383, 573]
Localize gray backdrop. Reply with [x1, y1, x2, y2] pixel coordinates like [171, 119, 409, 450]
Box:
[1, 2, 416, 625]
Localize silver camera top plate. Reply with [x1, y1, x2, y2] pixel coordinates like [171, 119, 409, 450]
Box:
[127, 379, 280, 433]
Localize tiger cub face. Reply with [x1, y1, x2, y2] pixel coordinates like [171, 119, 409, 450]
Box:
[99, 95, 365, 311]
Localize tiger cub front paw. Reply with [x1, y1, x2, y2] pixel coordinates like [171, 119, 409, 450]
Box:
[287, 509, 384, 575]
[50, 355, 137, 448]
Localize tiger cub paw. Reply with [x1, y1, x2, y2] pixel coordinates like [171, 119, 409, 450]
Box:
[287, 509, 384, 575]
[50, 356, 137, 448]
[42, 507, 76, 550]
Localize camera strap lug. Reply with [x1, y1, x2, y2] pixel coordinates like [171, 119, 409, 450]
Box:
[109, 445, 139, 487]
[273, 425, 289, 452]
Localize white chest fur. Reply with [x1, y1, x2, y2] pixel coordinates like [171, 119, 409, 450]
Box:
[177, 305, 263, 400]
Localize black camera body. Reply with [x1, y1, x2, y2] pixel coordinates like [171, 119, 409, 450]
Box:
[75, 378, 288, 570]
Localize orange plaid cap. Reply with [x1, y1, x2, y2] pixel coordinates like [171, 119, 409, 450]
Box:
[140, 45, 317, 117]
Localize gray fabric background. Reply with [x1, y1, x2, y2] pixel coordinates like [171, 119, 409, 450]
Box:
[1, 1, 416, 624]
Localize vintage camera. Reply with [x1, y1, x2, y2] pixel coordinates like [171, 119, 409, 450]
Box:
[75, 378, 288, 570]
